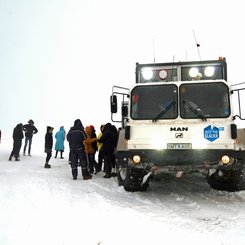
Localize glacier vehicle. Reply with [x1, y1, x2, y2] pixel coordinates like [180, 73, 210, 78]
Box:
[111, 58, 245, 192]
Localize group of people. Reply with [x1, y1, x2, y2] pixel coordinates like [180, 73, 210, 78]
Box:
[65, 119, 118, 180]
[44, 125, 65, 168]
[8, 118, 119, 181]
[9, 119, 38, 161]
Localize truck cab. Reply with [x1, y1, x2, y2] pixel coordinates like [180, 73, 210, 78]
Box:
[111, 58, 245, 192]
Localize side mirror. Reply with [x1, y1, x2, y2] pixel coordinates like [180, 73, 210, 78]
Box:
[110, 95, 117, 113]
[122, 105, 128, 117]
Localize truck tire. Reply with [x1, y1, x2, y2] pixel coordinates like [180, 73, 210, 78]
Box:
[206, 169, 243, 192]
[117, 166, 150, 192]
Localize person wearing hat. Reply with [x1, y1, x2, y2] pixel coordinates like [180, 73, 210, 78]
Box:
[23, 119, 38, 156]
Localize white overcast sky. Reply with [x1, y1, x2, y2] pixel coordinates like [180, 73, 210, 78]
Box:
[1, 0, 245, 137]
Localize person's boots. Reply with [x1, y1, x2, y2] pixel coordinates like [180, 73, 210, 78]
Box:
[82, 169, 92, 180]
[103, 172, 111, 178]
[72, 169, 78, 180]
[44, 162, 51, 168]
[94, 168, 101, 174]
[60, 152, 64, 159]
[55, 151, 58, 158]
[8, 156, 12, 161]
[111, 168, 118, 177]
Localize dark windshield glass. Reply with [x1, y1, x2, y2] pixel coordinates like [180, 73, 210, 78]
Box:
[131, 84, 178, 120]
[180, 82, 230, 119]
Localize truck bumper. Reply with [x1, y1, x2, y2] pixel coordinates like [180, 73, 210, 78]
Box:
[116, 149, 245, 172]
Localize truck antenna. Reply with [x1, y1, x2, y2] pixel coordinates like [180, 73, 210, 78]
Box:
[171, 55, 175, 81]
[152, 39, 156, 63]
[193, 30, 201, 60]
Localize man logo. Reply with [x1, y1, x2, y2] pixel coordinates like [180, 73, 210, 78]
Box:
[170, 127, 188, 131]
[175, 133, 183, 138]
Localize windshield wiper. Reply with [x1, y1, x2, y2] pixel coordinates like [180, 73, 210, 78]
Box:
[183, 100, 207, 121]
[152, 101, 176, 122]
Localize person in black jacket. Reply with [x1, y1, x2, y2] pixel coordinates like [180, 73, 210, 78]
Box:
[110, 124, 118, 176]
[67, 119, 92, 180]
[9, 123, 24, 161]
[23, 119, 38, 156]
[98, 123, 115, 178]
[44, 126, 54, 168]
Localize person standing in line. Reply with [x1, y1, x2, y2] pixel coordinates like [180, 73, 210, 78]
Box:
[89, 125, 98, 167]
[9, 123, 24, 161]
[98, 123, 114, 178]
[84, 126, 98, 174]
[54, 126, 65, 159]
[23, 119, 38, 156]
[67, 119, 92, 180]
[110, 124, 118, 177]
[44, 126, 54, 168]
[97, 124, 104, 173]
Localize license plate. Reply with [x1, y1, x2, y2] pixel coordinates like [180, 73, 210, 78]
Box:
[167, 143, 192, 149]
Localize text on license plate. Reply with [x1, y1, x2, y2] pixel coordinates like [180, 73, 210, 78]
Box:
[167, 143, 192, 149]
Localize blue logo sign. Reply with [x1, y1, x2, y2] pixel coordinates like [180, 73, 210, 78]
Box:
[204, 125, 219, 142]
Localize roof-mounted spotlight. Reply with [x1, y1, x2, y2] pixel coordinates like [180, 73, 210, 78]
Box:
[142, 68, 153, 80]
[204, 66, 215, 77]
[189, 67, 199, 78]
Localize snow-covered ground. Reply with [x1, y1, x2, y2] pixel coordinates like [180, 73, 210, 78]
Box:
[1, 135, 245, 245]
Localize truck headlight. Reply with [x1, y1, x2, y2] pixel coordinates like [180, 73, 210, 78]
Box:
[221, 155, 230, 164]
[221, 155, 234, 165]
[133, 155, 141, 164]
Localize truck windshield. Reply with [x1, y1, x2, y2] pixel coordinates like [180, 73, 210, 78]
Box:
[131, 84, 178, 120]
[180, 82, 230, 119]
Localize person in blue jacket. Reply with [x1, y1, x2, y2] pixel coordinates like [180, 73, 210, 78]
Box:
[54, 126, 65, 159]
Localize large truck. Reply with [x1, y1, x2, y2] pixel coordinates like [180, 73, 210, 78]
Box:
[110, 57, 245, 192]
